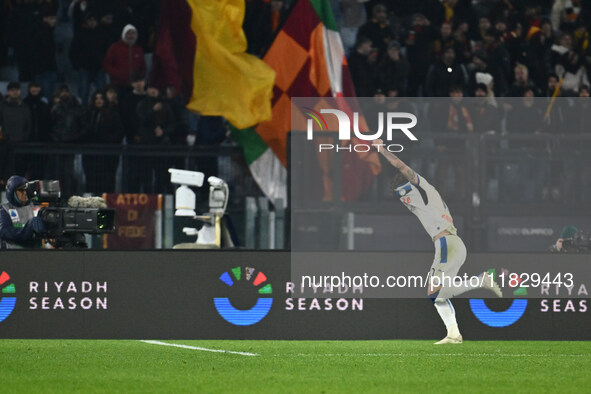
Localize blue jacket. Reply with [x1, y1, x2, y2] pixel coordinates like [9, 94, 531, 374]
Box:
[0, 176, 39, 248]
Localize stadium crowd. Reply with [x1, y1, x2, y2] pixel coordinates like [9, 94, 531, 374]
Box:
[0, 0, 228, 195]
[0, 0, 590, 203]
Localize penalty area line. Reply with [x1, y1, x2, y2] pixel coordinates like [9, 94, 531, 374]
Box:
[140, 340, 259, 357]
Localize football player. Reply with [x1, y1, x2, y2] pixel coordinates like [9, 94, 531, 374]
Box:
[374, 139, 502, 344]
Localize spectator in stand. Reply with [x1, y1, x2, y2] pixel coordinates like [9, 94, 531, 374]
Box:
[137, 85, 175, 145]
[50, 84, 84, 196]
[23, 82, 52, 179]
[136, 84, 175, 193]
[528, 18, 554, 89]
[0, 82, 32, 144]
[566, 85, 591, 133]
[542, 74, 569, 192]
[494, 17, 509, 39]
[0, 131, 13, 188]
[482, 28, 512, 86]
[103, 24, 146, 99]
[23, 84, 51, 143]
[339, 0, 367, 56]
[51, 85, 84, 143]
[405, 13, 438, 96]
[120, 73, 145, 145]
[165, 87, 189, 146]
[469, 50, 508, 97]
[431, 85, 473, 200]
[452, 19, 472, 66]
[126, 0, 159, 55]
[508, 64, 540, 97]
[81, 91, 124, 193]
[165, 86, 190, 173]
[550, 32, 589, 95]
[425, 47, 467, 97]
[0, 83, 14, 185]
[471, 83, 500, 134]
[0, 1, 9, 74]
[95, 0, 130, 46]
[545, 72, 562, 97]
[551, 0, 582, 33]
[69, 10, 110, 105]
[376, 40, 409, 96]
[104, 85, 119, 109]
[6, 0, 40, 82]
[472, 82, 502, 201]
[488, 0, 526, 24]
[502, 20, 535, 75]
[119, 73, 146, 192]
[0, 81, 32, 180]
[363, 88, 387, 131]
[434, 0, 473, 28]
[432, 21, 467, 64]
[33, 7, 58, 102]
[504, 88, 545, 201]
[473, 15, 492, 45]
[348, 36, 377, 97]
[506, 88, 543, 140]
[357, 3, 397, 62]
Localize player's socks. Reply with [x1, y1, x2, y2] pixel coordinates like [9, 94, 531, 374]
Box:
[438, 273, 491, 298]
[438, 280, 478, 298]
[447, 324, 461, 338]
[434, 298, 460, 337]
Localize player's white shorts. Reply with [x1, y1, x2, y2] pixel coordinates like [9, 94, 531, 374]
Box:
[429, 234, 467, 291]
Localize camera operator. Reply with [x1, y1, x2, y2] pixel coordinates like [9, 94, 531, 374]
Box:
[548, 225, 580, 253]
[0, 176, 45, 249]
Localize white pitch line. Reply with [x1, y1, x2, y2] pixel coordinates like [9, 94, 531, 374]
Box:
[270, 353, 590, 357]
[140, 340, 259, 357]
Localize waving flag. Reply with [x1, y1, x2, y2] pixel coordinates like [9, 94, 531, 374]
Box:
[152, 0, 380, 202]
[152, 0, 275, 130]
[233, 0, 381, 203]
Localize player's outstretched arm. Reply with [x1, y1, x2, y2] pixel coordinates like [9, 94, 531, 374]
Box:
[373, 139, 419, 185]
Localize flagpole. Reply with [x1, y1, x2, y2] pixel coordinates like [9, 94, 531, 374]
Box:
[544, 78, 563, 121]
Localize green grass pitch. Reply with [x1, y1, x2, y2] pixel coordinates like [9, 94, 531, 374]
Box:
[1, 340, 589, 393]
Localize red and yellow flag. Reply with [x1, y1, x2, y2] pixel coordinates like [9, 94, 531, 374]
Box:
[152, 0, 275, 130]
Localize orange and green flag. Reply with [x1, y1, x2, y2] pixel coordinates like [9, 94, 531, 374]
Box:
[232, 0, 381, 202]
[152, 0, 380, 202]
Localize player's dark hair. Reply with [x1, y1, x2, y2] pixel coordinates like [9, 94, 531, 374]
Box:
[390, 172, 408, 194]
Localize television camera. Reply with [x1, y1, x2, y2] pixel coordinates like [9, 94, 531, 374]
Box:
[25, 180, 115, 248]
[561, 230, 591, 253]
[168, 169, 231, 249]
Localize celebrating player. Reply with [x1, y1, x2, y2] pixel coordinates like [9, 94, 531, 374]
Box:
[374, 139, 502, 344]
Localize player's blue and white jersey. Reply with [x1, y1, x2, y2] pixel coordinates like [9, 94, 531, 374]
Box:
[394, 174, 457, 239]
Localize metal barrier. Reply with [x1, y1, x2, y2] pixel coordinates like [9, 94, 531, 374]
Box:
[8, 133, 591, 251]
[10, 143, 267, 249]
